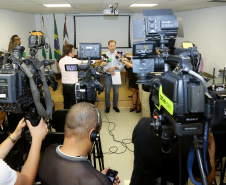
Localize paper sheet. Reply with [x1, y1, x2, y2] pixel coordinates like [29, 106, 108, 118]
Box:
[112, 72, 122, 85]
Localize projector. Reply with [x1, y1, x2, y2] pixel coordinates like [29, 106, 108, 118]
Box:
[103, 8, 119, 15]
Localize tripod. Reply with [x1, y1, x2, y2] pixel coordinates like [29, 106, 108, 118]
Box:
[150, 110, 209, 185]
[88, 135, 105, 171]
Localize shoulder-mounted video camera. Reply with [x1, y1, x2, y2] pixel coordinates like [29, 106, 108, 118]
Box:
[133, 9, 226, 184]
[132, 9, 212, 136]
[0, 31, 58, 126]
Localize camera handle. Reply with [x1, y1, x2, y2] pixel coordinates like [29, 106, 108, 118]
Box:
[13, 58, 53, 122]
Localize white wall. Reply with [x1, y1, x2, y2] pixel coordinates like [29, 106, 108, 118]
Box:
[0, 9, 36, 55]
[35, 13, 134, 60]
[175, 6, 226, 75]
[3, 6, 226, 75]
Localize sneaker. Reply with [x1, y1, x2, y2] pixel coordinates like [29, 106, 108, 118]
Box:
[105, 107, 110, 113]
[113, 107, 120, 113]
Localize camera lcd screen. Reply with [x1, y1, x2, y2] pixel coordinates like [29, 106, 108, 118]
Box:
[78, 43, 101, 60]
[133, 41, 156, 57]
[65, 64, 78, 71]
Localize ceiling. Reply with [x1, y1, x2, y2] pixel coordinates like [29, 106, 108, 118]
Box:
[0, 0, 226, 14]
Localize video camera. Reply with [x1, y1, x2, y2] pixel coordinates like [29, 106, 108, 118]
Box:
[132, 9, 208, 136]
[0, 31, 58, 126]
[75, 43, 104, 104]
[132, 9, 226, 184]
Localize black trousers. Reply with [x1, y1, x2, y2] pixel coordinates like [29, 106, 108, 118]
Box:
[62, 84, 76, 109]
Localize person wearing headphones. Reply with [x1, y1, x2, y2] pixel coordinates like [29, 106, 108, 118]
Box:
[38, 102, 120, 185]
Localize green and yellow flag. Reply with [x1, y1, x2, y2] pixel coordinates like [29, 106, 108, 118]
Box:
[53, 14, 61, 61]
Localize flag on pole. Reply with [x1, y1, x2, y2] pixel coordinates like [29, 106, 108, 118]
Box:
[49, 44, 53, 60]
[54, 14, 61, 61]
[41, 16, 53, 60]
[42, 16, 47, 59]
[42, 46, 46, 59]
[63, 15, 69, 44]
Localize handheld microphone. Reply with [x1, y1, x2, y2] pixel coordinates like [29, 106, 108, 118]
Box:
[117, 51, 127, 58]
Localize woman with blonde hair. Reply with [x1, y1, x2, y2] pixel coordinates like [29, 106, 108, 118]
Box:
[8, 41, 18, 52]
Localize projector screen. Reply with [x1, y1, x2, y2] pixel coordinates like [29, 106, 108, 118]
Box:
[74, 15, 131, 48]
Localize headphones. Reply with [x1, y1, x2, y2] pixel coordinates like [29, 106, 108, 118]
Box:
[90, 104, 101, 142]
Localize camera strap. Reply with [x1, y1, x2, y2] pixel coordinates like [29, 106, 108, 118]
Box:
[15, 59, 52, 118]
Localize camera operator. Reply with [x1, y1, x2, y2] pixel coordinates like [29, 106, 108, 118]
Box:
[0, 118, 48, 185]
[103, 40, 124, 113]
[38, 102, 120, 185]
[59, 44, 83, 109]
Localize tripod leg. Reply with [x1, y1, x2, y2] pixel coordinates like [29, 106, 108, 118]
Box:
[161, 144, 170, 185]
[98, 137, 105, 170]
[220, 158, 226, 185]
[95, 139, 105, 171]
[194, 135, 208, 185]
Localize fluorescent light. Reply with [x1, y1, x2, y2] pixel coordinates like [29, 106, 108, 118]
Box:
[43, 4, 71, 7]
[130, 4, 158, 7]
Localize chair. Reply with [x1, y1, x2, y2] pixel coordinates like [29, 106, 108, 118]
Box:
[50, 109, 69, 132]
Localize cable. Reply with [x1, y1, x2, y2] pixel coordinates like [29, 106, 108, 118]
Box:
[102, 111, 134, 154]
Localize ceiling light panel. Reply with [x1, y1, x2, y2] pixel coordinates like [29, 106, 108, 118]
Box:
[130, 4, 158, 7]
[43, 4, 71, 7]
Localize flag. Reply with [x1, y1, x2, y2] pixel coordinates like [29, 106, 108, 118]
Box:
[63, 15, 69, 44]
[42, 47, 46, 59]
[41, 16, 52, 60]
[54, 14, 61, 61]
[49, 45, 53, 60]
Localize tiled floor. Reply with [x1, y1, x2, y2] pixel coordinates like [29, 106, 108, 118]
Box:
[50, 76, 226, 185]
[96, 108, 226, 185]
[97, 108, 142, 185]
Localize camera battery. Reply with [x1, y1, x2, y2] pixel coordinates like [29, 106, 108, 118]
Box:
[0, 74, 16, 103]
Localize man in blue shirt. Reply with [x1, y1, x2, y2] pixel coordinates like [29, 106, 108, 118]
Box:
[104, 40, 124, 113]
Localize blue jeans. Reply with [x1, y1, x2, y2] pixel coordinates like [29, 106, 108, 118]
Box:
[104, 74, 119, 107]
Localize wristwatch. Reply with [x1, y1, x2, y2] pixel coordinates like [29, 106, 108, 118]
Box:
[8, 135, 17, 144]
